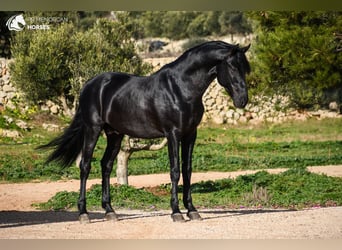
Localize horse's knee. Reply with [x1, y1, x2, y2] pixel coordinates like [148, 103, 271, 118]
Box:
[170, 169, 180, 183]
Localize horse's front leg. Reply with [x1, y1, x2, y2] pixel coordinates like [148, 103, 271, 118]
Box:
[167, 133, 185, 222]
[181, 130, 202, 221]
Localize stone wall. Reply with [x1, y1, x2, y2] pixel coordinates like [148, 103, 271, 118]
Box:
[1, 57, 341, 127]
[0, 58, 17, 110]
[0, 58, 60, 115]
[202, 81, 341, 125]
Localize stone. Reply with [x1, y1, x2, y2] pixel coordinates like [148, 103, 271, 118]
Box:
[212, 115, 224, 125]
[1, 129, 21, 138]
[329, 102, 338, 111]
[2, 84, 14, 93]
[233, 112, 240, 120]
[16, 120, 30, 130]
[2, 74, 10, 84]
[50, 105, 59, 114]
[239, 116, 248, 123]
[205, 99, 215, 107]
[46, 100, 54, 107]
[226, 110, 234, 118]
[42, 123, 60, 132]
[244, 111, 253, 120]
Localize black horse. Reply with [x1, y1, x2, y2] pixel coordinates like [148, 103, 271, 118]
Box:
[40, 41, 250, 223]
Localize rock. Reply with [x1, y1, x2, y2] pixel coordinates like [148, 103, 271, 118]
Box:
[226, 110, 234, 118]
[42, 123, 60, 132]
[233, 112, 240, 120]
[0, 92, 6, 99]
[205, 99, 215, 107]
[329, 102, 339, 111]
[2, 84, 14, 93]
[244, 111, 253, 120]
[212, 115, 224, 125]
[238, 116, 248, 123]
[46, 100, 54, 108]
[3, 115, 13, 124]
[16, 119, 30, 130]
[50, 105, 59, 114]
[1, 74, 10, 84]
[1, 129, 21, 138]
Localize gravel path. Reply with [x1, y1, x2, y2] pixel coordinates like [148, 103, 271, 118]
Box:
[0, 165, 341, 239]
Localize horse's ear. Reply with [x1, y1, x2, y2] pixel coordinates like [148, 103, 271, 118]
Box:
[240, 44, 251, 53]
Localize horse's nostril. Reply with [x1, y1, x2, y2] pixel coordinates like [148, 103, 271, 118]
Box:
[233, 96, 248, 108]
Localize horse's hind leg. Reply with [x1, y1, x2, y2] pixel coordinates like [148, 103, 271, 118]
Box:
[181, 131, 202, 221]
[78, 125, 102, 223]
[101, 129, 124, 221]
[167, 132, 186, 222]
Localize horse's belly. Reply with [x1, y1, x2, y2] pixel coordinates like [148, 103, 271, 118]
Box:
[106, 111, 164, 138]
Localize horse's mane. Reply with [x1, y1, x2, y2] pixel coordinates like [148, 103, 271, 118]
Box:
[157, 41, 250, 74]
[156, 41, 235, 72]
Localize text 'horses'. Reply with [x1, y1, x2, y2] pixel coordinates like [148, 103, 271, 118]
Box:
[40, 41, 251, 223]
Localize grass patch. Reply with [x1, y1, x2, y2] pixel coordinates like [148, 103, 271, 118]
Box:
[36, 167, 342, 211]
[35, 184, 166, 211]
[1, 118, 342, 182]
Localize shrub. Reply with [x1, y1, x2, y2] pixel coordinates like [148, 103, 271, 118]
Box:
[10, 14, 152, 113]
[248, 11, 342, 108]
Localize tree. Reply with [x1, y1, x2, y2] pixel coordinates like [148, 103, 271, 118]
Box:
[248, 11, 342, 108]
[10, 13, 151, 114]
[117, 137, 167, 185]
[10, 23, 75, 107]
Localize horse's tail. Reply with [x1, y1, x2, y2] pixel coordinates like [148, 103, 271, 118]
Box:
[37, 107, 84, 168]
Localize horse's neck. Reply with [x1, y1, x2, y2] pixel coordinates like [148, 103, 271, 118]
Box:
[169, 55, 217, 101]
[183, 52, 217, 84]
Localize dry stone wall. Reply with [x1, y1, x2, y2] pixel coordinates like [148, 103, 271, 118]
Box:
[0, 58, 16, 110]
[1, 57, 341, 129]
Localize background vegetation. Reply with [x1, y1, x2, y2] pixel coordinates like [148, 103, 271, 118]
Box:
[3, 11, 341, 110]
[248, 11, 342, 109]
[8, 12, 152, 113]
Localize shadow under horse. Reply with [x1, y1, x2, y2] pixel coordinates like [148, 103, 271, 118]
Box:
[39, 41, 251, 223]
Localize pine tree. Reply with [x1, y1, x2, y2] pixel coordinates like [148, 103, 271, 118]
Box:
[248, 11, 342, 108]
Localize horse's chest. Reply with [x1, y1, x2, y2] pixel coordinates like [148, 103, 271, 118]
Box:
[165, 101, 204, 130]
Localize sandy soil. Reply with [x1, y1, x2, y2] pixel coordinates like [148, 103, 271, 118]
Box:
[0, 165, 341, 239]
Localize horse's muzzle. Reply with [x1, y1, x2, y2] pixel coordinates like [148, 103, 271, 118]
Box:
[233, 95, 248, 109]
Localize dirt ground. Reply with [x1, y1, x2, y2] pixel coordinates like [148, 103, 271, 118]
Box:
[0, 165, 341, 239]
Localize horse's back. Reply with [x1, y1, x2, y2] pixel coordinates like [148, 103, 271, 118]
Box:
[78, 67, 204, 139]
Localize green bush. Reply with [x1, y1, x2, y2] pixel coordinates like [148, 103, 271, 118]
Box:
[248, 11, 342, 108]
[10, 14, 151, 111]
[36, 167, 342, 211]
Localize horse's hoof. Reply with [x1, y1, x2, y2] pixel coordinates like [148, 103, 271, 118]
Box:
[105, 212, 119, 221]
[187, 211, 202, 221]
[79, 213, 90, 224]
[171, 213, 186, 222]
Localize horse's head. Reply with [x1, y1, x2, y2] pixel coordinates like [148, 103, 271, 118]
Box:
[216, 44, 250, 108]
